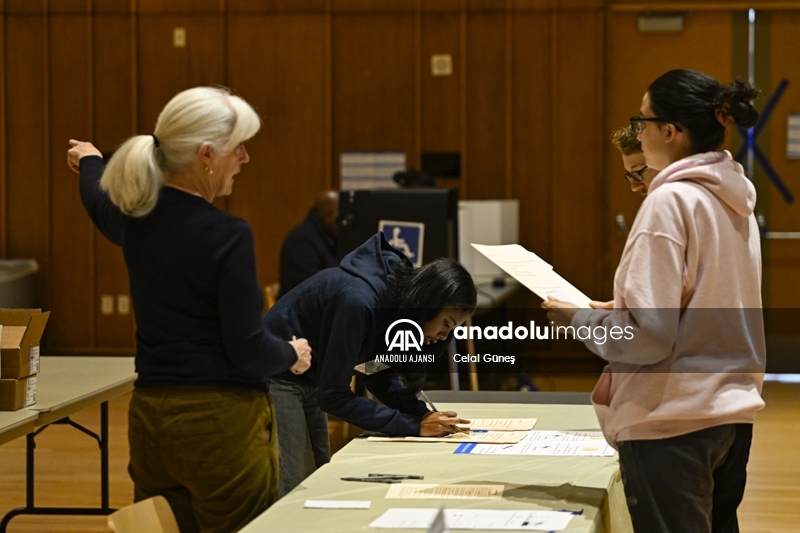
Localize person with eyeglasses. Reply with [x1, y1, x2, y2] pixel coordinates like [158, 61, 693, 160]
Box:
[611, 126, 658, 196]
[543, 69, 765, 533]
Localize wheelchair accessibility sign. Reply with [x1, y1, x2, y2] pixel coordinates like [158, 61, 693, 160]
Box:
[379, 220, 425, 267]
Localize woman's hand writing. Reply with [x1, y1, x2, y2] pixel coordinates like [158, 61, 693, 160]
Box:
[420, 411, 470, 437]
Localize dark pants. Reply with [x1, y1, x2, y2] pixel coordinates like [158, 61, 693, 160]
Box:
[269, 377, 331, 496]
[128, 387, 280, 533]
[618, 423, 753, 533]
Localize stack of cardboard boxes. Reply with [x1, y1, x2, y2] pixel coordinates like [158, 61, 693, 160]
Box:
[0, 309, 50, 411]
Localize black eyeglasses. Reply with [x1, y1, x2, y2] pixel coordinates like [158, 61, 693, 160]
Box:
[623, 165, 648, 183]
[629, 116, 683, 134]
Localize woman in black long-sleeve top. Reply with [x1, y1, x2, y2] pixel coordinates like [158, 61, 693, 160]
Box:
[67, 86, 311, 533]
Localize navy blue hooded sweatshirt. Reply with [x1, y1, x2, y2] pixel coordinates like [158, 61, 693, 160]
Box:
[263, 232, 431, 436]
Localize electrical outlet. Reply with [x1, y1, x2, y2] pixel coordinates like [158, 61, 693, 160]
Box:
[101, 295, 114, 315]
[117, 295, 130, 315]
[173, 27, 186, 48]
[431, 54, 453, 76]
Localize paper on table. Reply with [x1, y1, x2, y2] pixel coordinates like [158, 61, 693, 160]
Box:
[455, 431, 616, 457]
[385, 484, 504, 500]
[303, 500, 372, 509]
[367, 431, 528, 444]
[471, 243, 592, 308]
[369, 508, 576, 531]
[457, 418, 537, 431]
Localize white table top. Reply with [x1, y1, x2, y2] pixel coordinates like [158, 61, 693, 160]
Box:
[0, 409, 38, 445]
[33, 356, 136, 426]
[241, 402, 633, 533]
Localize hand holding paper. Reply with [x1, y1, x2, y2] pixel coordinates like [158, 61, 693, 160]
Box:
[471, 244, 592, 308]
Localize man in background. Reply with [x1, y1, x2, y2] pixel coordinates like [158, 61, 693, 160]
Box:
[279, 190, 340, 297]
[611, 126, 658, 196]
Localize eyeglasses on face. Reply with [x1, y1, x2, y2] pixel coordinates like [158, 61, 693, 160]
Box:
[629, 116, 683, 135]
[623, 165, 648, 183]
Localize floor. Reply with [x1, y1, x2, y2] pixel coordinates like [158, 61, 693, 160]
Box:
[0, 375, 797, 532]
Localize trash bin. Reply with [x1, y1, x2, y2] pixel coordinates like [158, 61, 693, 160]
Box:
[0, 259, 39, 308]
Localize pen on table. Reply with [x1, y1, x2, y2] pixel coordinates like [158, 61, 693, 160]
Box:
[368, 473, 424, 479]
[418, 390, 438, 412]
[341, 477, 399, 483]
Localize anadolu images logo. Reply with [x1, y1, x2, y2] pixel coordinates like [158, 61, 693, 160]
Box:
[385, 319, 424, 352]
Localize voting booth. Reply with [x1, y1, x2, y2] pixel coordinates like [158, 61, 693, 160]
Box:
[337, 188, 459, 265]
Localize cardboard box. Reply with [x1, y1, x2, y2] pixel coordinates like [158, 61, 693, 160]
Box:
[0, 374, 36, 410]
[0, 309, 50, 379]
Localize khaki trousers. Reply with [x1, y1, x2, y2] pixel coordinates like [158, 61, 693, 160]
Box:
[128, 387, 279, 533]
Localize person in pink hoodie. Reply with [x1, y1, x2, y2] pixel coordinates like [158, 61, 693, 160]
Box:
[543, 69, 765, 533]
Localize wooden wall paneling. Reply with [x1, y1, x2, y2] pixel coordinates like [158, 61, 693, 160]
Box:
[136, 15, 226, 138]
[332, 0, 416, 12]
[504, 7, 512, 199]
[331, 13, 417, 183]
[511, 11, 552, 260]
[414, 4, 422, 167]
[4, 12, 50, 313]
[49, 0, 89, 14]
[3, 0, 46, 14]
[602, 11, 732, 296]
[765, 10, 800, 309]
[421, 12, 461, 153]
[226, 13, 329, 289]
[93, 13, 137, 349]
[421, 0, 461, 11]
[136, 0, 221, 14]
[48, 12, 94, 349]
[226, 0, 327, 12]
[464, 10, 506, 199]
[550, 9, 603, 297]
[93, 0, 132, 14]
[0, 0, 5, 258]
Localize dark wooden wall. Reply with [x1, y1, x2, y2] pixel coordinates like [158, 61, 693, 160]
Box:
[1, 0, 798, 355]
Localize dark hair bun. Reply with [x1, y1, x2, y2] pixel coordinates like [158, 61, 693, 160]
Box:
[731, 100, 758, 128]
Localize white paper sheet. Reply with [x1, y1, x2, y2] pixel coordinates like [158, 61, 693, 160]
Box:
[303, 500, 372, 509]
[458, 418, 537, 431]
[369, 508, 576, 530]
[458, 431, 615, 457]
[385, 484, 504, 500]
[368, 431, 528, 445]
[471, 243, 592, 308]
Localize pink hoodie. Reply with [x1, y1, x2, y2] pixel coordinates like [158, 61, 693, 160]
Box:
[572, 151, 766, 448]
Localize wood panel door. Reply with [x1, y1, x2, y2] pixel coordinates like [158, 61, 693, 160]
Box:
[603, 11, 734, 301]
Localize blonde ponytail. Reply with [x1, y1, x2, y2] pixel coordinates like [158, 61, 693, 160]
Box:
[100, 86, 260, 217]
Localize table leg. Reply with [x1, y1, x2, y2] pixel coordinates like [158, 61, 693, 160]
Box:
[0, 401, 117, 532]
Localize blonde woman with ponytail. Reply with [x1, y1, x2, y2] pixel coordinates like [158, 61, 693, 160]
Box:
[67, 86, 311, 533]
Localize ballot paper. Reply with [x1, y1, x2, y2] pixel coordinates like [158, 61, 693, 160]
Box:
[457, 418, 537, 431]
[471, 243, 592, 308]
[367, 431, 528, 445]
[369, 508, 576, 531]
[454, 430, 616, 457]
[303, 500, 372, 509]
[385, 484, 504, 500]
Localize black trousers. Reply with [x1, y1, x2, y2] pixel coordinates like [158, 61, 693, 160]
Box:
[618, 423, 753, 533]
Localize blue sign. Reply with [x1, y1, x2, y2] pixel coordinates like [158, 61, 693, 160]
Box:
[379, 220, 425, 267]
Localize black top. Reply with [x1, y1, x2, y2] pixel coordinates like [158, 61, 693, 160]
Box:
[79, 156, 297, 391]
[264, 233, 437, 436]
[278, 208, 339, 297]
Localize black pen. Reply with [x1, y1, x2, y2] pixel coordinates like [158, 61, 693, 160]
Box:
[368, 473, 424, 480]
[418, 390, 438, 412]
[341, 476, 402, 483]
